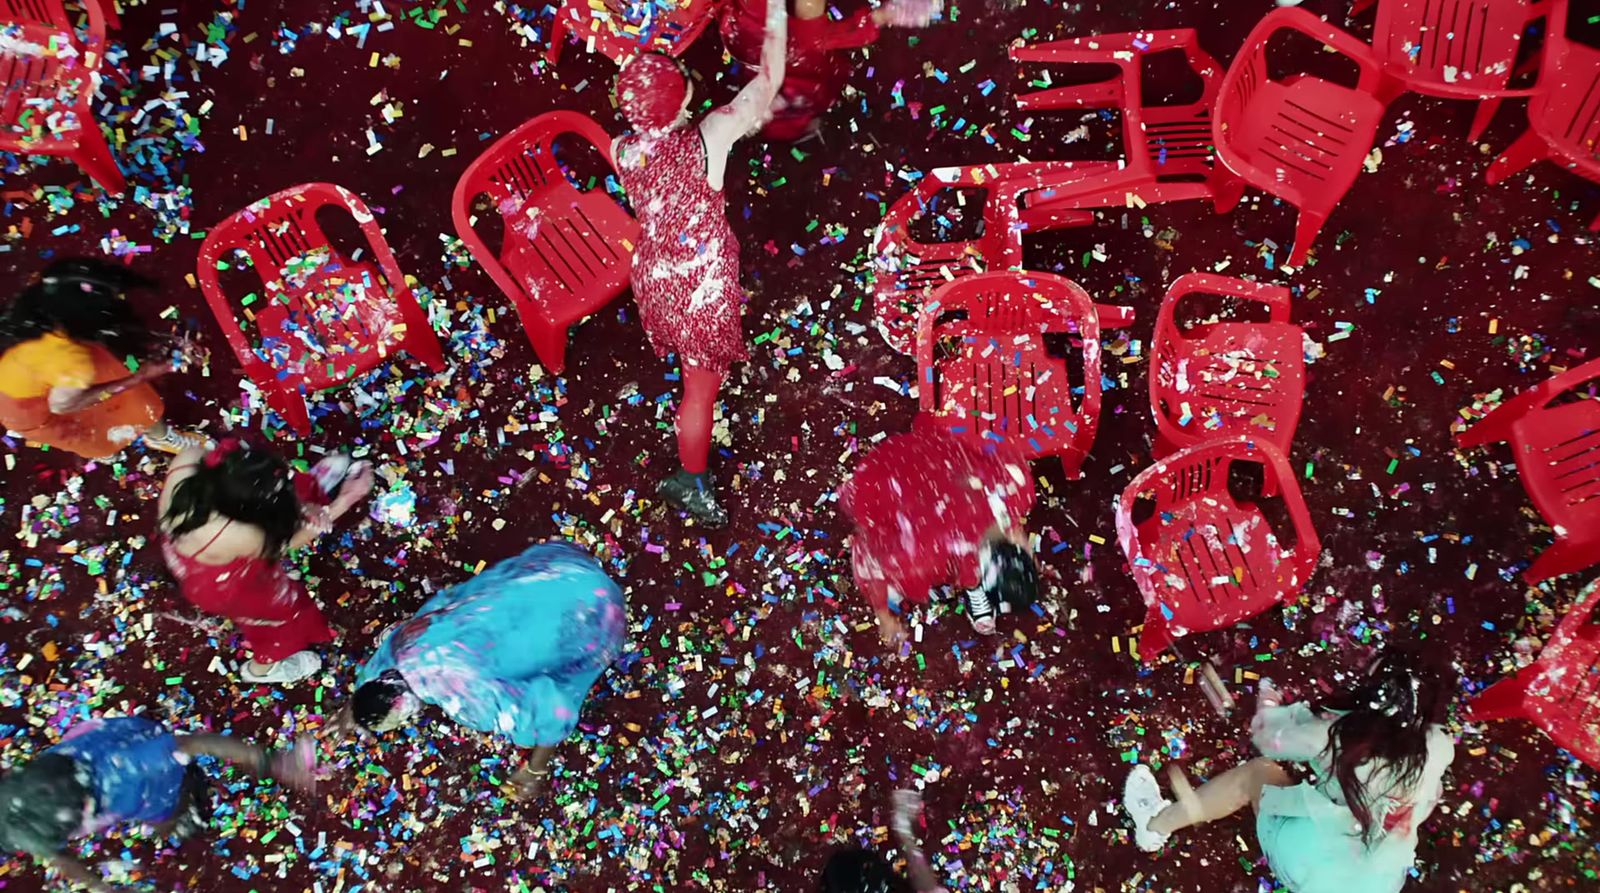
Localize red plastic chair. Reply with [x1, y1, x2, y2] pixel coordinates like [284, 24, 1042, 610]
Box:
[871, 162, 1109, 354]
[1468, 577, 1600, 770]
[452, 110, 638, 374]
[1362, 0, 1547, 140]
[1484, 1, 1600, 229]
[546, 0, 719, 65]
[1455, 356, 1600, 583]
[1214, 7, 1388, 267]
[198, 184, 446, 435]
[1115, 436, 1322, 660]
[1010, 28, 1227, 213]
[0, 0, 123, 193]
[914, 270, 1129, 477]
[1150, 273, 1304, 460]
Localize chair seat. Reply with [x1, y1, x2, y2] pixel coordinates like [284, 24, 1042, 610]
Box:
[1135, 502, 1296, 634]
[1378, 0, 1526, 96]
[1511, 398, 1600, 533]
[1156, 321, 1304, 449]
[1230, 77, 1385, 213]
[933, 333, 1079, 456]
[254, 259, 407, 389]
[498, 190, 635, 327]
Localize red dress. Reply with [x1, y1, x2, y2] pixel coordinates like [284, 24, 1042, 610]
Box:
[841, 421, 1036, 612]
[615, 127, 748, 375]
[159, 473, 336, 662]
[720, 0, 879, 141]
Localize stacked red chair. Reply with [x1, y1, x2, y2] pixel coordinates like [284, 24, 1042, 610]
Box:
[453, 110, 638, 374]
[871, 161, 1107, 353]
[1010, 28, 1226, 213]
[0, 0, 124, 193]
[546, 0, 720, 65]
[1213, 6, 1388, 267]
[1455, 356, 1600, 583]
[1361, 0, 1547, 140]
[1149, 273, 1304, 460]
[198, 183, 447, 435]
[1468, 577, 1600, 770]
[1485, 0, 1600, 229]
[914, 270, 1126, 477]
[1115, 436, 1322, 660]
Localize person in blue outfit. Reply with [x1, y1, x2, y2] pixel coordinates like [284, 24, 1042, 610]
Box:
[0, 716, 316, 892]
[1123, 651, 1455, 893]
[328, 540, 628, 801]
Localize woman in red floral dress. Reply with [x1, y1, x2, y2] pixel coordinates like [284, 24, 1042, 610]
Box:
[611, 1, 787, 527]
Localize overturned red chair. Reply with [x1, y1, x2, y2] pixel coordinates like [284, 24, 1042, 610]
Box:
[1150, 273, 1304, 460]
[871, 162, 1108, 353]
[1214, 6, 1389, 267]
[0, 0, 124, 192]
[1455, 356, 1600, 583]
[1484, 0, 1600, 229]
[914, 270, 1129, 477]
[1010, 27, 1225, 213]
[546, 0, 719, 65]
[1467, 577, 1600, 770]
[198, 183, 446, 435]
[1116, 436, 1322, 660]
[453, 110, 638, 373]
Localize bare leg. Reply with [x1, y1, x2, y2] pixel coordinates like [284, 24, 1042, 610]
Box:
[508, 744, 558, 801]
[1148, 757, 1291, 835]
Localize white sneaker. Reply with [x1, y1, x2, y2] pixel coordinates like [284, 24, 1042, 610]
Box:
[962, 587, 998, 635]
[240, 651, 321, 685]
[1124, 764, 1173, 852]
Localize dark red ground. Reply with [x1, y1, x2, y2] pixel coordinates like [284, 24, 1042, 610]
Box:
[1, 0, 1597, 891]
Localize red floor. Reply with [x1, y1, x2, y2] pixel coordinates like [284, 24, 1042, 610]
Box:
[2, 0, 1597, 890]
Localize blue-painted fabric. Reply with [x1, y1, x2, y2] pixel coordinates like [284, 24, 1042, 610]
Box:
[358, 541, 627, 748]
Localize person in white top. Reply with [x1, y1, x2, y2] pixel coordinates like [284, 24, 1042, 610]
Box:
[1124, 651, 1455, 893]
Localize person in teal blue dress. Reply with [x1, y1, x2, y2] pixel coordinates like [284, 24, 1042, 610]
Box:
[1123, 652, 1455, 893]
[328, 540, 627, 800]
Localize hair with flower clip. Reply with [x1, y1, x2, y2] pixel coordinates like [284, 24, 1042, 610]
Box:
[1314, 650, 1446, 843]
[161, 439, 300, 558]
[0, 257, 156, 357]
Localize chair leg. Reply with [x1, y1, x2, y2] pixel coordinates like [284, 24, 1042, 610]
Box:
[1485, 129, 1549, 185]
[264, 382, 312, 436]
[72, 129, 126, 195]
[1350, 0, 1377, 15]
[1373, 76, 1406, 109]
[1524, 538, 1600, 585]
[101, 1, 121, 29]
[1211, 173, 1247, 215]
[1468, 99, 1502, 143]
[1589, 206, 1600, 232]
[1138, 610, 1175, 663]
[526, 320, 570, 375]
[1285, 210, 1327, 268]
[1465, 676, 1528, 723]
[545, 9, 568, 65]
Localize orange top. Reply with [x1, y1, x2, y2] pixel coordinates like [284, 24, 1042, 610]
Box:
[0, 331, 97, 399]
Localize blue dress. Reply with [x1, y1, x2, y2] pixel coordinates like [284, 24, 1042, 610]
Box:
[52, 717, 186, 830]
[1252, 703, 1455, 893]
[357, 541, 627, 748]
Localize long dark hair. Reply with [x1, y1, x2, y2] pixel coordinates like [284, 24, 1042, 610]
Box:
[1313, 651, 1444, 843]
[161, 440, 300, 558]
[0, 258, 155, 357]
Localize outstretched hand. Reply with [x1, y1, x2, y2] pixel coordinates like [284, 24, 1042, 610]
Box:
[873, 0, 942, 28]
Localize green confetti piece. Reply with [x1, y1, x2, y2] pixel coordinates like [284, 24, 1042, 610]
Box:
[164, 676, 183, 685]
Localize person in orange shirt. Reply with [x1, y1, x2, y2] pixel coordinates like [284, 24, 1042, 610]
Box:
[0, 259, 205, 459]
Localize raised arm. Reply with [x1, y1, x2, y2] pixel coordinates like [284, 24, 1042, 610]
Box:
[699, 0, 787, 188]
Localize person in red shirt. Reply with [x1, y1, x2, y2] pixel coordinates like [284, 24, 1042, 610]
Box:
[840, 421, 1038, 644]
[720, 0, 942, 142]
